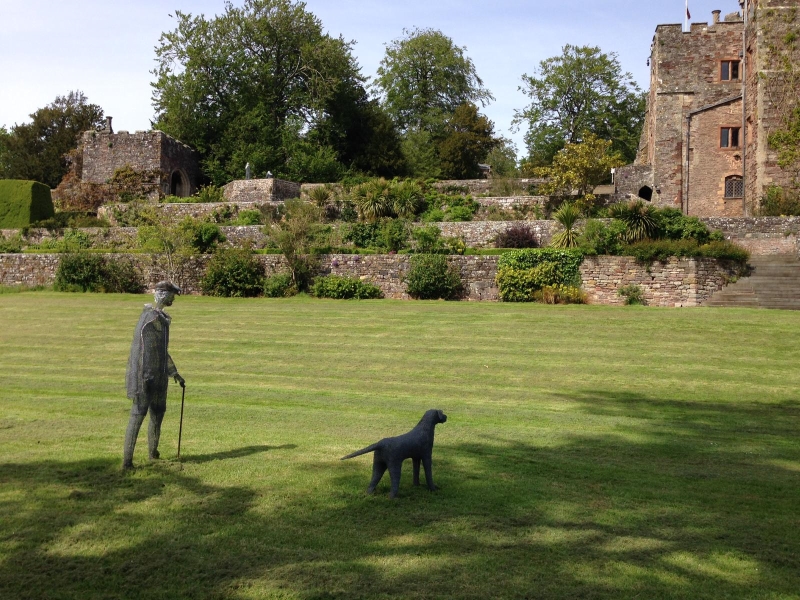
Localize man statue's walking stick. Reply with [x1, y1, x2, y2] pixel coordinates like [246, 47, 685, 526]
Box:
[177, 384, 186, 459]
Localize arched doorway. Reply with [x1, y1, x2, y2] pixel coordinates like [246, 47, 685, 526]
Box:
[170, 171, 187, 197]
[638, 186, 653, 201]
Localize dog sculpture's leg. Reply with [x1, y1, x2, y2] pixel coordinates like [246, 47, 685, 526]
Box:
[388, 461, 403, 499]
[422, 456, 438, 491]
[412, 458, 421, 486]
[367, 455, 386, 494]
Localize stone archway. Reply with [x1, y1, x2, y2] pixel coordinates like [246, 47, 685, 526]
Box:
[170, 170, 187, 197]
[638, 186, 653, 201]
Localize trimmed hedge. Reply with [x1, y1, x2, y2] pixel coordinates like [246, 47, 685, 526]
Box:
[0, 180, 55, 228]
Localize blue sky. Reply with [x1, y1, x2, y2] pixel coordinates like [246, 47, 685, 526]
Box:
[0, 0, 744, 156]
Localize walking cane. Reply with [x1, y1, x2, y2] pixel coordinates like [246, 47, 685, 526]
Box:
[177, 383, 186, 459]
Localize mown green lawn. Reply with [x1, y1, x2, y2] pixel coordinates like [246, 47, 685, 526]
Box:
[1, 292, 799, 599]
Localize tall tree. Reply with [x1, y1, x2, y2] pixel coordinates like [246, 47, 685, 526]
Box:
[437, 103, 498, 180]
[514, 45, 645, 167]
[374, 27, 494, 133]
[152, 0, 396, 183]
[0, 91, 104, 188]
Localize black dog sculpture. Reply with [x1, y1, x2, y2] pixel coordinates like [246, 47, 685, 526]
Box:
[341, 409, 447, 498]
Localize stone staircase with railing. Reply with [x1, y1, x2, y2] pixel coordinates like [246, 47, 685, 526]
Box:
[705, 255, 800, 309]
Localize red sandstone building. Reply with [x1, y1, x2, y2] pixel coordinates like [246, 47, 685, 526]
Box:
[616, 0, 799, 217]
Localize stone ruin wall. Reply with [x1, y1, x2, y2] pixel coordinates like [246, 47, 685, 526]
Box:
[80, 130, 199, 197]
[0, 252, 741, 307]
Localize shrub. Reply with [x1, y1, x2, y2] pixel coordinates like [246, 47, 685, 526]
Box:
[54, 253, 106, 292]
[312, 275, 383, 299]
[618, 284, 646, 306]
[234, 209, 264, 226]
[201, 248, 265, 297]
[102, 258, 146, 294]
[577, 219, 626, 256]
[534, 284, 588, 305]
[651, 208, 718, 244]
[0, 180, 55, 228]
[446, 205, 474, 222]
[380, 219, 411, 252]
[194, 185, 225, 203]
[180, 219, 226, 253]
[0, 232, 23, 253]
[405, 254, 462, 300]
[622, 239, 750, 263]
[263, 273, 297, 298]
[342, 222, 381, 249]
[495, 225, 538, 249]
[757, 185, 800, 216]
[496, 248, 584, 302]
[411, 225, 447, 254]
[54, 253, 144, 293]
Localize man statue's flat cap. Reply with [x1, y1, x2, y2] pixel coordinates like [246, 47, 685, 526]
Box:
[155, 281, 182, 295]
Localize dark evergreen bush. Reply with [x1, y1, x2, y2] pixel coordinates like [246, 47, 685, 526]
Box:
[405, 254, 462, 300]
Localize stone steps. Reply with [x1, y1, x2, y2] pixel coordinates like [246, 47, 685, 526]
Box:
[705, 255, 800, 309]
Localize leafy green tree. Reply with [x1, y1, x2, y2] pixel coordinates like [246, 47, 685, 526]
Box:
[0, 91, 104, 188]
[152, 0, 397, 183]
[483, 138, 519, 178]
[437, 103, 499, 179]
[374, 27, 494, 133]
[515, 45, 645, 167]
[533, 133, 624, 208]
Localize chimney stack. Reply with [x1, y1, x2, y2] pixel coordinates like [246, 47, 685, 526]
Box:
[105, 116, 114, 134]
[712, 10, 722, 24]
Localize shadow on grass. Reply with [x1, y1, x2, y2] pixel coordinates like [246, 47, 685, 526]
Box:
[182, 444, 298, 464]
[1, 390, 798, 599]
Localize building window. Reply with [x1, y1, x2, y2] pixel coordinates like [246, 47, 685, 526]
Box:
[721, 60, 740, 81]
[720, 127, 741, 148]
[725, 176, 744, 198]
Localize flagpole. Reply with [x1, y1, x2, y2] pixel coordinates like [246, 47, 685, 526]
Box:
[685, 0, 689, 31]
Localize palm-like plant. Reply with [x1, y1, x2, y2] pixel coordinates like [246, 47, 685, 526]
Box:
[609, 200, 658, 242]
[307, 185, 332, 207]
[391, 180, 423, 218]
[550, 202, 581, 248]
[352, 179, 393, 221]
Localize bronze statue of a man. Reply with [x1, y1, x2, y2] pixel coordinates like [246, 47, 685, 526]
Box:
[123, 281, 185, 470]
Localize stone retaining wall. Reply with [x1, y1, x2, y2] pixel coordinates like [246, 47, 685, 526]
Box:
[0, 253, 739, 306]
[7, 216, 800, 255]
[98, 201, 284, 226]
[579, 256, 741, 307]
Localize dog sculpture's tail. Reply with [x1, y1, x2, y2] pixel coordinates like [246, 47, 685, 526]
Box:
[341, 442, 381, 460]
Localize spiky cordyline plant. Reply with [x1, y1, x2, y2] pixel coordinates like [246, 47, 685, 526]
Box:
[550, 202, 581, 248]
[609, 200, 658, 242]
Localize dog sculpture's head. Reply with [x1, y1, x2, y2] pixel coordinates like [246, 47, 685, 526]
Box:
[426, 409, 447, 424]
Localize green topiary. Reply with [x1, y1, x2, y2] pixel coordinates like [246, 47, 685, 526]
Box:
[405, 254, 462, 300]
[311, 275, 383, 299]
[0, 180, 55, 228]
